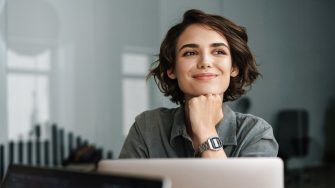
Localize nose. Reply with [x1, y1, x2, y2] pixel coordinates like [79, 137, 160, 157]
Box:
[197, 53, 213, 69]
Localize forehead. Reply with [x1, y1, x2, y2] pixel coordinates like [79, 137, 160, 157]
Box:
[176, 24, 229, 48]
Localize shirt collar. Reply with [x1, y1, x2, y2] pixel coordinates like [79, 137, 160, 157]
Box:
[170, 103, 237, 146]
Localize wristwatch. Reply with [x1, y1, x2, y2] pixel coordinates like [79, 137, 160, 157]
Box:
[198, 137, 223, 153]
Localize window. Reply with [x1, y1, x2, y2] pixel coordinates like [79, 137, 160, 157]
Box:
[122, 52, 150, 136]
[7, 49, 51, 140]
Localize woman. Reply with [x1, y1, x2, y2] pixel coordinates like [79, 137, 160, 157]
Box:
[119, 9, 278, 158]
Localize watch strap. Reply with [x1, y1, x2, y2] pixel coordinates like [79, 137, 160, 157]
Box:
[198, 136, 223, 153]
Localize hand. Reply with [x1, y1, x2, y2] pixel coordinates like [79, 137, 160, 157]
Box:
[186, 94, 224, 147]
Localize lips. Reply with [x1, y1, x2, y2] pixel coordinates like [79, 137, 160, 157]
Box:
[192, 73, 218, 80]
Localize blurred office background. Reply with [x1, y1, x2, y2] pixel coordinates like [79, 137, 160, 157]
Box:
[0, 0, 335, 187]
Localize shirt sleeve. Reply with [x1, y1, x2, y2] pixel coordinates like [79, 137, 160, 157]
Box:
[239, 121, 279, 157]
[118, 122, 149, 158]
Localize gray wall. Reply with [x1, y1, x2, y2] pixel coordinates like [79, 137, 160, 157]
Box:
[92, 0, 161, 156]
[223, 0, 335, 166]
[0, 0, 7, 143]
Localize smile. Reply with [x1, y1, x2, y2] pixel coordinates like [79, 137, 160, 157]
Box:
[192, 73, 218, 80]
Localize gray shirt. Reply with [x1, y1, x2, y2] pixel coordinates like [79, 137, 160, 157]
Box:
[119, 104, 278, 158]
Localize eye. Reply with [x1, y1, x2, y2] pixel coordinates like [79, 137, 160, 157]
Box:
[182, 51, 197, 57]
[214, 50, 226, 55]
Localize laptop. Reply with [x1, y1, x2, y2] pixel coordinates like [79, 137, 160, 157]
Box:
[0, 165, 171, 188]
[98, 158, 284, 188]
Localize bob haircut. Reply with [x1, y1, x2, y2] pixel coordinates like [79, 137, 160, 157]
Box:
[148, 9, 260, 105]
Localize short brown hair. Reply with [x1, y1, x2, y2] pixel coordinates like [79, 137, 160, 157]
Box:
[148, 9, 260, 105]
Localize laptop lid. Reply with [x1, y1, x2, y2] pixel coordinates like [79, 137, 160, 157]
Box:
[0, 165, 170, 188]
[98, 158, 284, 188]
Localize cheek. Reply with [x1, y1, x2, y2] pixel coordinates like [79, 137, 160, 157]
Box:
[174, 61, 192, 76]
[173, 64, 190, 91]
[217, 62, 232, 74]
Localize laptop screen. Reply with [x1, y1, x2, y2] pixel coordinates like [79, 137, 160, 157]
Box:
[98, 158, 284, 188]
[0, 165, 167, 188]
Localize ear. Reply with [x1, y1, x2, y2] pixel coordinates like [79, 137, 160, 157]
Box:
[230, 66, 239, 77]
[167, 69, 177, 79]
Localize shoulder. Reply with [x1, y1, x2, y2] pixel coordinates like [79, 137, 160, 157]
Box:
[135, 107, 179, 122]
[235, 112, 274, 138]
[236, 112, 270, 127]
[134, 107, 180, 131]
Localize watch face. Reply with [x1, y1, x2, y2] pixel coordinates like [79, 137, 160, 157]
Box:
[209, 137, 222, 149]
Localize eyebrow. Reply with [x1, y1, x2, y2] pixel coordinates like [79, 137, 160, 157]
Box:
[178, 42, 229, 52]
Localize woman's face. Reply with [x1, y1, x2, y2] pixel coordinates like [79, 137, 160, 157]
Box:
[167, 24, 239, 101]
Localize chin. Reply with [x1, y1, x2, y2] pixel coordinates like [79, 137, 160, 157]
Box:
[194, 90, 224, 96]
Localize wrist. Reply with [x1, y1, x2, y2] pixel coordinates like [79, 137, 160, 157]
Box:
[193, 129, 217, 144]
[195, 136, 223, 157]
